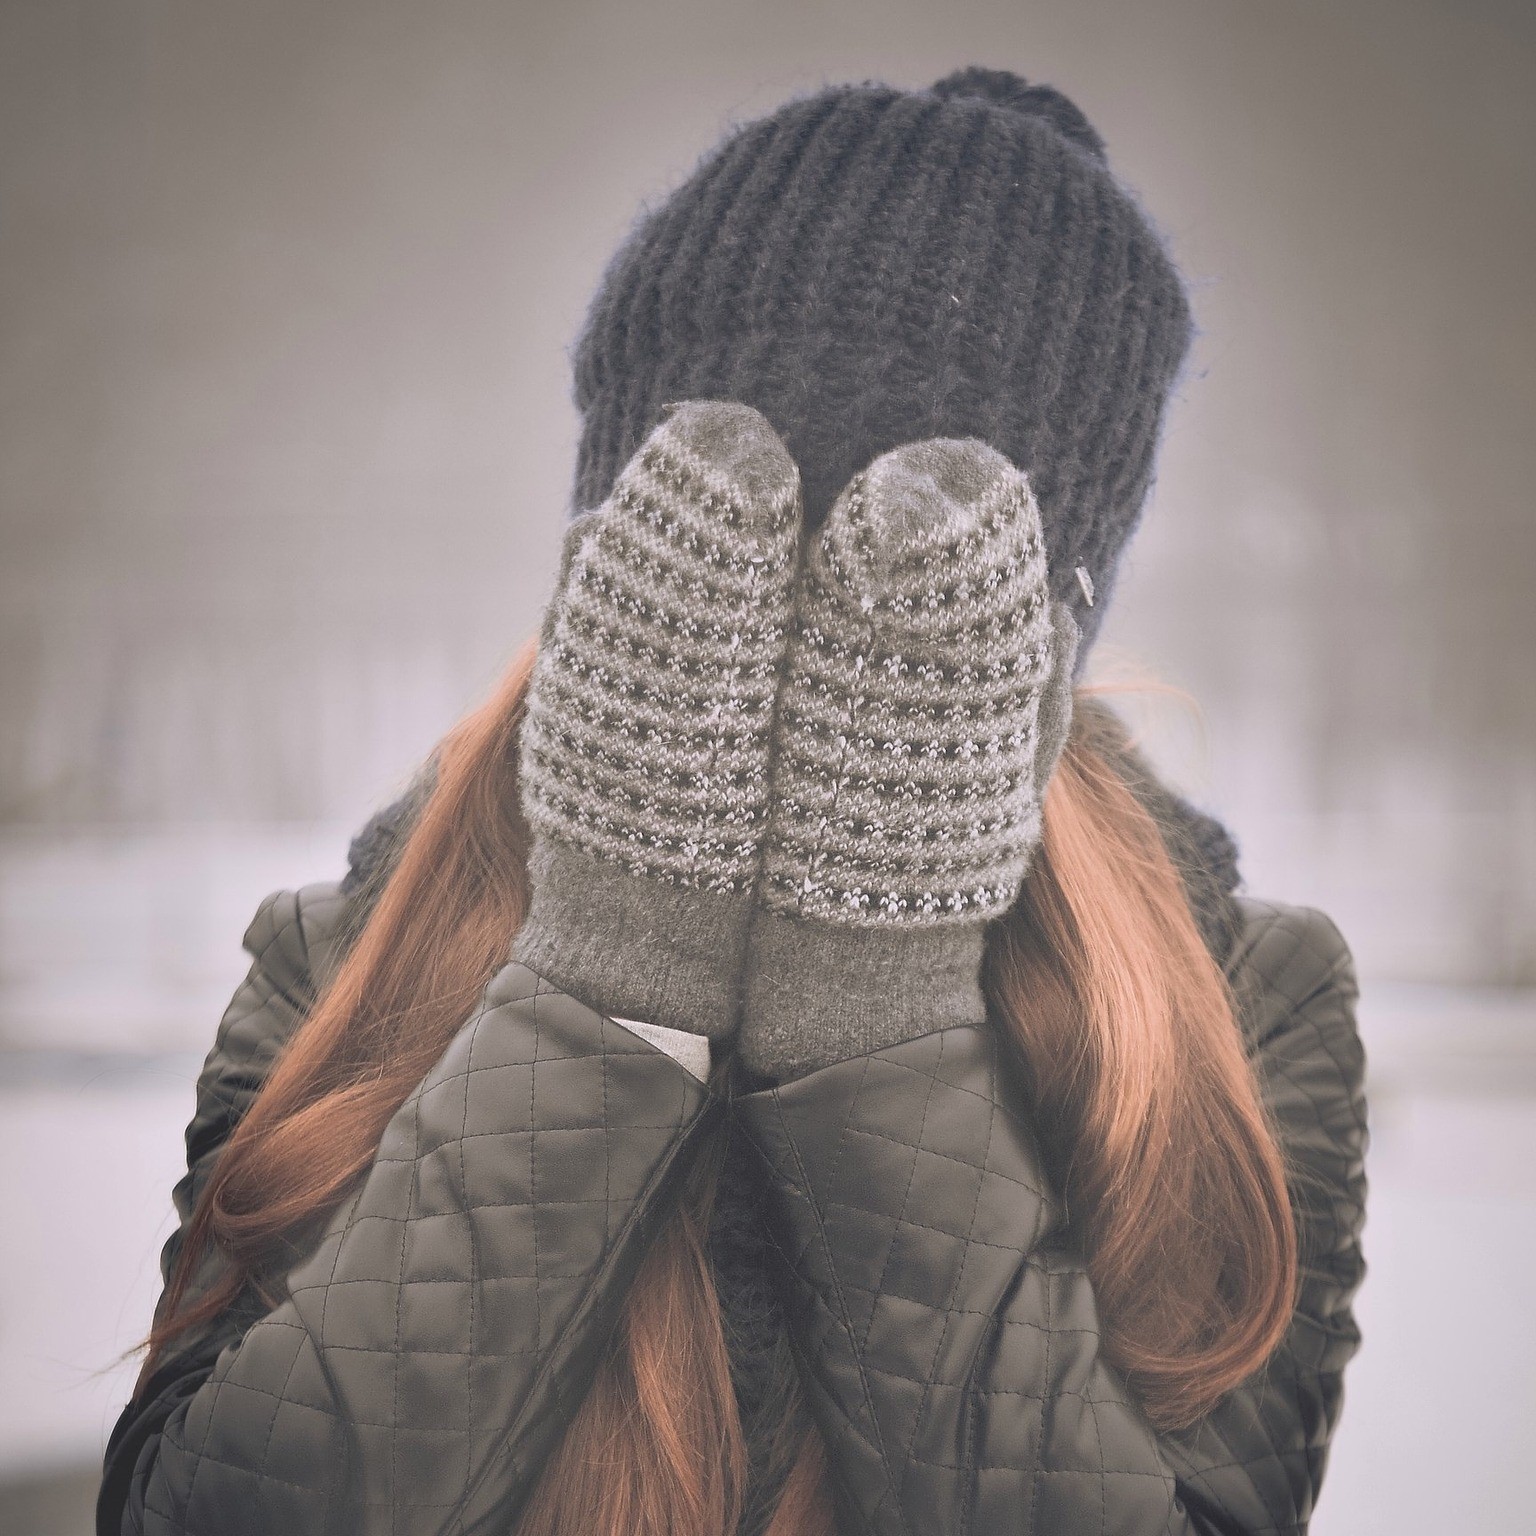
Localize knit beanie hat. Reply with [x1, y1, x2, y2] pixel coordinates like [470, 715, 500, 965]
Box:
[569, 67, 1194, 655]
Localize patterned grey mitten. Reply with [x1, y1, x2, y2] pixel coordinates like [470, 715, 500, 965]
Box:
[741, 438, 1080, 1080]
[513, 401, 802, 1037]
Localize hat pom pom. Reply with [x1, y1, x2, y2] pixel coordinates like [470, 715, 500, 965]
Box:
[931, 67, 1108, 162]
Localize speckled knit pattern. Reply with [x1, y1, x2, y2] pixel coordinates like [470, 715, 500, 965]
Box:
[760, 438, 1067, 924]
[740, 438, 1078, 1079]
[512, 401, 801, 1038]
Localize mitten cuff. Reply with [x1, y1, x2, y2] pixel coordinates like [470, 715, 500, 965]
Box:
[739, 906, 989, 1081]
[512, 836, 753, 1039]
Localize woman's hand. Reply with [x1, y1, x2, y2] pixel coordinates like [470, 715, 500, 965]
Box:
[739, 438, 1080, 1080]
[512, 401, 803, 1039]
[513, 406, 1078, 1076]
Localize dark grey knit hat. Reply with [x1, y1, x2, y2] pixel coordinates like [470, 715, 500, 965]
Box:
[570, 66, 1194, 654]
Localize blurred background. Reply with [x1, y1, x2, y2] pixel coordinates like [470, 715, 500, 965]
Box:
[2, 0, 1532, 1530]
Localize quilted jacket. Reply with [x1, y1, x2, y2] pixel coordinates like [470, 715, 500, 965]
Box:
[97, 788, 1368, 1536]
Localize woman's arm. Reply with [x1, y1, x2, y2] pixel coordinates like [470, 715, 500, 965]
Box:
[101, 400, 805, 1536]
[99, 884, 718, 1536]
[733, 1023, 1199, 1536]
[722, 433, 1195, 1531]
[730, 901, 1366, 1536]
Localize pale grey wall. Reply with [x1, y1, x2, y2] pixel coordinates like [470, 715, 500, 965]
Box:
[3, 0, 1532, 992]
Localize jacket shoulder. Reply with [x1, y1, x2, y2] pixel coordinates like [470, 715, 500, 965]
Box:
[1226, 896, 1360, 1051]
[214, 881, 354, 1074]
[194, 777, 428, 1157]
[173, 882, 356, 1224]
[148, 878, 360, 1337]
[1227, 897, 1368, 1272]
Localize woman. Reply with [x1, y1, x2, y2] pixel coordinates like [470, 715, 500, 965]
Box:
[97, 68, 1367, 1536]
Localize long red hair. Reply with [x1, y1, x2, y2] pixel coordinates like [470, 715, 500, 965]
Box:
[138, 634, 1295, 1534]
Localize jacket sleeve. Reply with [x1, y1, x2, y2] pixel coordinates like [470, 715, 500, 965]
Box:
[1159, 903, 1368, 1534]
[99, 885, 718, 1536]
[731, 902, 1367, 1536]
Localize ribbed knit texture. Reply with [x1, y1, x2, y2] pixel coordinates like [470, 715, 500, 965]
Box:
[739, 438, 1077, 1080]
[512, 401, 802, 1037]
[570, 68, 1193, 657]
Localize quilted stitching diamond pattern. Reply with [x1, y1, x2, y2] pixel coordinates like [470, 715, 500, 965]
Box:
[735, 1026, 1184, 1536]
[128, 941, 715, 1536]
[733, 896, 1367, 1536]
[103, 876, 1366, 1536]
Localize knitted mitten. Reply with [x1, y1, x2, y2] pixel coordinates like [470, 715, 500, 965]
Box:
[513, 401, 802, 1037]
[740, 438, 1080, 1080]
